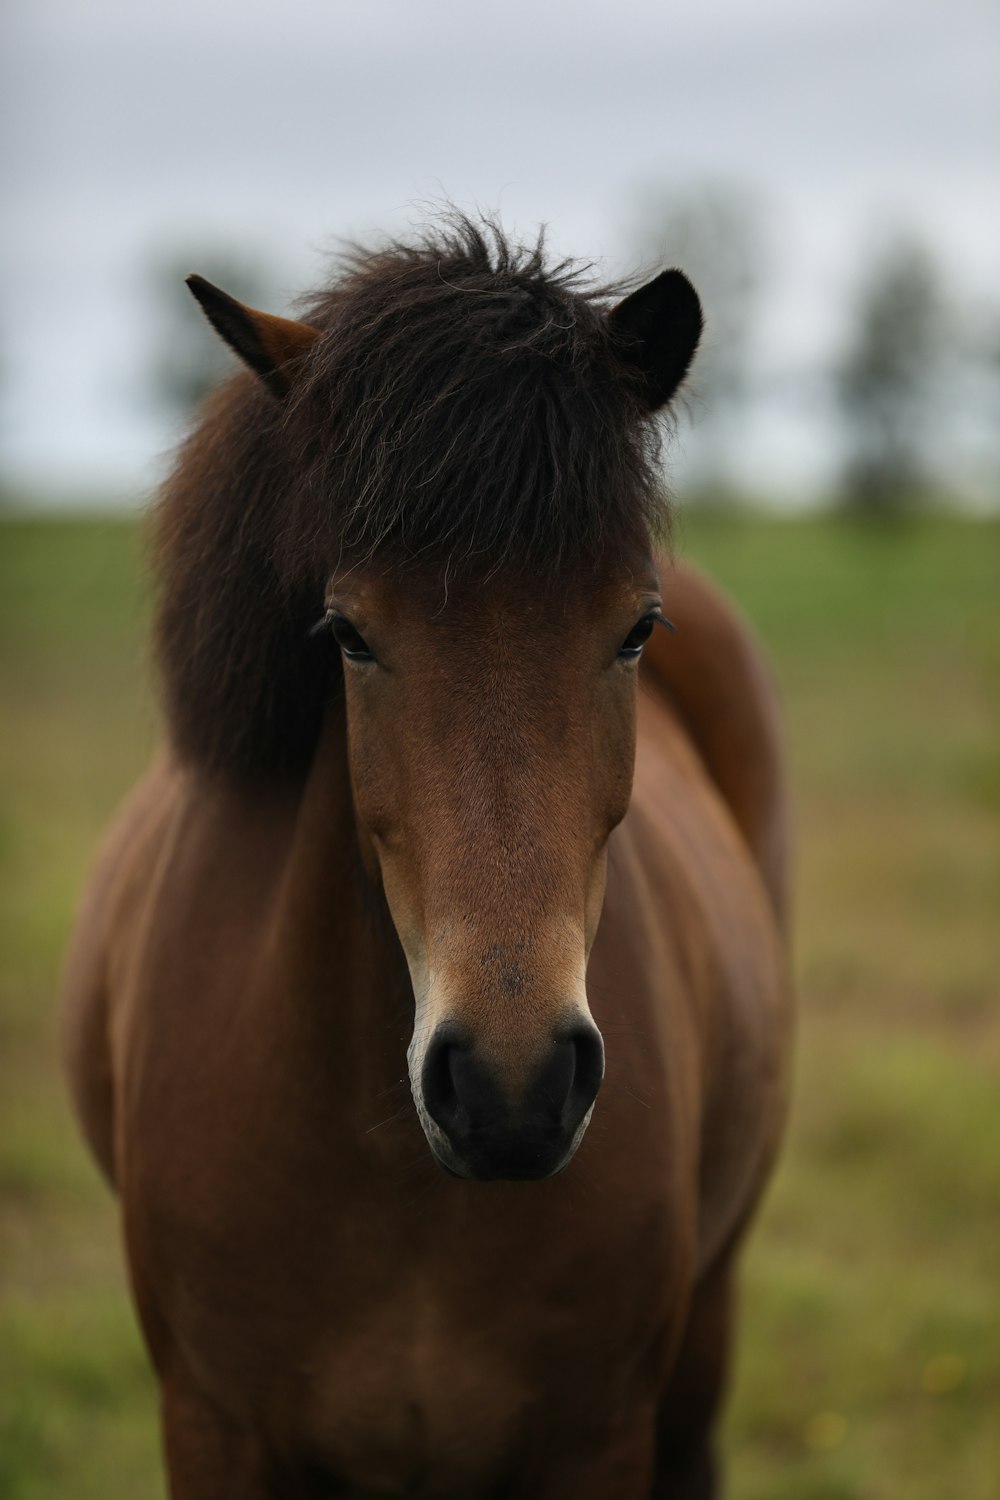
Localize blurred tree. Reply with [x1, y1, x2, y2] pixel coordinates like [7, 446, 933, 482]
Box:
[836, 238, 946, 514]
[144, 248, 280, 418]
[629, 182, 765, 497]
[968, 304, 1000, 497]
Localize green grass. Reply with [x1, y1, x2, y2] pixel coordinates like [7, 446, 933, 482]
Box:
[0, 518, 162, 1498]
[1, 511, 998, 1497]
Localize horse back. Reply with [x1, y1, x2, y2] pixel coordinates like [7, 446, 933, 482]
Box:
[640, 559, 791, 931]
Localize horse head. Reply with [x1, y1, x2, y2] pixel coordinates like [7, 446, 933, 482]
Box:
[185, 228, 702, 1180]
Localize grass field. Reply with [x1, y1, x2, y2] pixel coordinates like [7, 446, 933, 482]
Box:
[1, 511, 998, 1498]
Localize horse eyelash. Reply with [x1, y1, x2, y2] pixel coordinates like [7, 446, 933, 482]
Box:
[652, 610, 677, 634]
[308, 609, 336, 639]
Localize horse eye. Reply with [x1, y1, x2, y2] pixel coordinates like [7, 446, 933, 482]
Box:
[618, 614, 656, 660]
[331, 615, 374, 663]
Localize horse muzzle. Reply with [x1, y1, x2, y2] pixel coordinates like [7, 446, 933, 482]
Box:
[412, 1017, 605, 1181]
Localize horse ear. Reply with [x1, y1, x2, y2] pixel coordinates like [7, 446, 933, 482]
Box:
[609, 270, 703, 412]
[185, 275, 321, 399]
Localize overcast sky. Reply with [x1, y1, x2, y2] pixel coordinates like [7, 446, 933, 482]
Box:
[2, 0, 997, 503]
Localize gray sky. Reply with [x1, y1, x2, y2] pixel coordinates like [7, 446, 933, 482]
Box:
[3, 0, 998, 503]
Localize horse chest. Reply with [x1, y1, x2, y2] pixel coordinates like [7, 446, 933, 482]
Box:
[294, 1225, 680, 1494]
[301, 1292, 537, 1493]
[131, 1107, 684, 1490]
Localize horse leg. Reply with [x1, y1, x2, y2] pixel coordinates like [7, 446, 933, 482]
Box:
[161, 1379, 278, 1500]
[650, 1250, 736, 1500]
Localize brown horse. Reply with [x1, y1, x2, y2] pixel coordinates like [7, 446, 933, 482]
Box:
[62, 218, 791, 1498]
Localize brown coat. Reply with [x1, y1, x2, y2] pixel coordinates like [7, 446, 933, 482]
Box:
[62, 220, 792, 1498]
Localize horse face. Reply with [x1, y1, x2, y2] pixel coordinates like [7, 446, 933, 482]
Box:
[328, 558, 661, 1180]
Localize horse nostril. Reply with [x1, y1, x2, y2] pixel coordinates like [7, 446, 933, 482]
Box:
[421, 1023, 505, 1138]
[420, 1028, 464, 1135]
[532, 1038, 577, 1123]
[567, 1021, 604, 1112]
[542, 1022, 604, 1126]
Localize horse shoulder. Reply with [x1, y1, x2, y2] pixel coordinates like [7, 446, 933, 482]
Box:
[60, 758, 182, 1187]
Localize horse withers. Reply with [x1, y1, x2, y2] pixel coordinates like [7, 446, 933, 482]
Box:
[62, 219, 791, 1498]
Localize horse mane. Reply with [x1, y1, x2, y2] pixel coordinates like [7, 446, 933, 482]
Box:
[153, 214, 675, 775]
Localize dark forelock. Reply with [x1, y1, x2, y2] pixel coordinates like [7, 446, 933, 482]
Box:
[154, 215, 674, 774]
